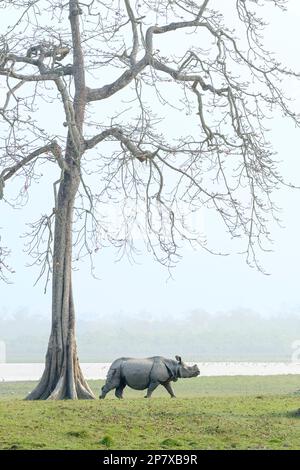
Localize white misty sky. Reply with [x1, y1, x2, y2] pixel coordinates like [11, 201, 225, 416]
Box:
[1, 0, 300, 320]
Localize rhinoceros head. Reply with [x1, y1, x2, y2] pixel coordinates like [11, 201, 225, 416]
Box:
[175, 355, 200, 378]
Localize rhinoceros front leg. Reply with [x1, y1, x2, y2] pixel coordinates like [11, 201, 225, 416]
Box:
[144, 381, 160, 398]
[163, 382, 176, 398]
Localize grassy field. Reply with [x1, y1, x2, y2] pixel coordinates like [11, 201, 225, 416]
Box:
[1, 376, 300, 450]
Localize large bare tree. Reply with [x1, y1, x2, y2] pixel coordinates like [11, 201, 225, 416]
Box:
[0, 0, 299, 399]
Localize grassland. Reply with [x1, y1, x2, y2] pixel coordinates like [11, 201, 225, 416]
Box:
[1, 375, 300, 450]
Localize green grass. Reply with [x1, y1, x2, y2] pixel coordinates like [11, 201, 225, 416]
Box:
[1, 376, 300, 450]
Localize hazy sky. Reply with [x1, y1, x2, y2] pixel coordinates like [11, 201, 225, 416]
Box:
[1, 0, 300, 321]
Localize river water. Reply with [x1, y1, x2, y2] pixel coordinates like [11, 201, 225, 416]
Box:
[0, 362, 299, 382]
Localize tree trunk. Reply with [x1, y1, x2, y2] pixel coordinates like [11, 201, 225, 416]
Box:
[26, 1, 91, 400]
[26, 168, 95, 400]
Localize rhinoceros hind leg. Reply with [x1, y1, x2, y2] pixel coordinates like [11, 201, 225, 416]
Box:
[144, 381, 160, 398]
[115, 382, 126, 399]
[163, 382, 176, 398]
[100, 381, 119, 399]
[99, 385, 109, 399]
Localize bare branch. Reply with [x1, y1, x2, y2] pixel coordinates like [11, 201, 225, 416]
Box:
[124, 0, 139, 65]
[0, 67, 73, 81]
[0, 235, 13, 283]
[0, 141, 67, 200]
[86, 56, 148, 102]
[84, 126, 153, 162]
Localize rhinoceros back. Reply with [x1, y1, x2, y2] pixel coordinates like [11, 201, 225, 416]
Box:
[120, 358, 155, 390]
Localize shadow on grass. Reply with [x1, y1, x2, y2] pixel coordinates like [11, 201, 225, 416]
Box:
[271, 407, 300, 419]
[285, 408, 300, 418]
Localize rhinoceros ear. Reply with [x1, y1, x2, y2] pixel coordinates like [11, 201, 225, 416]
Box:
[175, 355, 182, 364]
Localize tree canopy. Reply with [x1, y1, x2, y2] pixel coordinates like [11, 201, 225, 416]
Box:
[1, 0, 298, 281]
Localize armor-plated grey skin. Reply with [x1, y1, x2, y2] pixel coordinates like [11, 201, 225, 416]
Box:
[100, 356, 200, 399]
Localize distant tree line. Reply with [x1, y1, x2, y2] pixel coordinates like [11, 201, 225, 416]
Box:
[0, 309, 299, 362]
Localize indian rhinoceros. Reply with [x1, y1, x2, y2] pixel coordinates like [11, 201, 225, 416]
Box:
[100, 355, 200, 399]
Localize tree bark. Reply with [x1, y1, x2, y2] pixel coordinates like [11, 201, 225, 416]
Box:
[26, 167, 95, 400]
